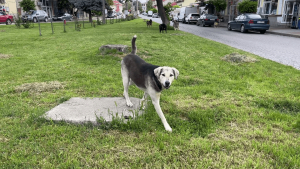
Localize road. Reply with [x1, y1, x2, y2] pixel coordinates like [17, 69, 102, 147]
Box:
[140, 15, 300, 70]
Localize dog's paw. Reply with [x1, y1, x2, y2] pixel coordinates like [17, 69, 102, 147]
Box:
[126, 101, 133, 107]
[164, 124, 172, 132]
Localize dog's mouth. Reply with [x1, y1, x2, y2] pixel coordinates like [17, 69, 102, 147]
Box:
[164, 85, 170, 89]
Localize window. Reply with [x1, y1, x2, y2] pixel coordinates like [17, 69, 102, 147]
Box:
[263, 0, 278, 15]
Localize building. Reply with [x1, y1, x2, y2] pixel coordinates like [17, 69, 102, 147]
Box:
[141, 1, 147, 12]
[257, 0, 300, 27]
[0, 0, 17, 15]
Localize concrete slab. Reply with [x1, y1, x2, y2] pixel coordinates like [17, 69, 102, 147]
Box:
[44, 97, 144, 124]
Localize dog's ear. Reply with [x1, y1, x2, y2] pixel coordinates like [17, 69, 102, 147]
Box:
[154, 67, 163, 78]
[172, 68, 179, 79]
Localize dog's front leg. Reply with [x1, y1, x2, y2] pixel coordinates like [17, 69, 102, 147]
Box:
[140, 92, 148, 110]
[150, 93, 172, 132]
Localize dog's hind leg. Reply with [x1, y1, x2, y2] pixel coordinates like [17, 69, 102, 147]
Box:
[121, 64, 133, 107]
[148, 90, 172, 132]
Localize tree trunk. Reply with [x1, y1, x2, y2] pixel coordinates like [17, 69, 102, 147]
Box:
[156, 0, 169, 25]
[102, 0, 106, 24]
[89, 11, 92, 23]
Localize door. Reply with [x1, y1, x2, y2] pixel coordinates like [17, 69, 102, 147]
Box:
[231, 16, 240, 29]
[237, 15, 246, 29]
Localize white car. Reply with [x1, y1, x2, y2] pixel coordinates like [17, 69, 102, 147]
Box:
[184, 13, 200, 24]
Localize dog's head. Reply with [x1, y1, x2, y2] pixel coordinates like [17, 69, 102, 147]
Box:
[154, 66, 179, 89]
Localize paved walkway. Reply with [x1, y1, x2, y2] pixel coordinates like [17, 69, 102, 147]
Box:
[44, 97, 144, 124]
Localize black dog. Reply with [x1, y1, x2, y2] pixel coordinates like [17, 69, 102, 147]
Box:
[146, 19, 152, 27]
[159, 24, 167, 33]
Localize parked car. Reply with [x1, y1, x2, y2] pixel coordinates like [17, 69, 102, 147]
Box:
[185, 13, 200, 24]
[22, 10, 48, 22]
[152, 13, 159, 18]
[227, 13, 270, 34]
[52, 13, 73, 21]
[197, 14, 218, 27]
[179, 6, 197, 22]
[0, 11, 13, 25]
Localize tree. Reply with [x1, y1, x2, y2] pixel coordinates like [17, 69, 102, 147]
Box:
[156, 0, 169, 25]
[150, 8, 157, 13]
[133, 1, 142, 13]
[146, 0, 153, 12]
[58, 0, 73, 12]
[69, 0, 111, 22]
[19, 0, 35, 12]
[238, 0, 257, 13]
[163, 3, 174, 21]
[206, 0, 227, 16]
[172, 5, 180, 9]
[122, 1, 132, 12]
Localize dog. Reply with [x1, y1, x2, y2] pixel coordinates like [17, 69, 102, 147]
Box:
[214, 21, 219, 28]
[146, 19, 152, 27]
[121, 35, 179, 132]
[173, 20, 179, 31]
[159, 24, 167, 33]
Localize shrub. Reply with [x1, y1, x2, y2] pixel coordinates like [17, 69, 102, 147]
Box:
[22, 20, 34, 29]
[238, 0, 257, 13]
[14, 15, 22, 29]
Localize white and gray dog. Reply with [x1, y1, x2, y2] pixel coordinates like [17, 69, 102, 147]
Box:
[121, 35, 179, 132]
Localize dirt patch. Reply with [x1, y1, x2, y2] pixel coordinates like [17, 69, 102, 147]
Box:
[222, 53, 258, 64]
[0, 30, 5, 32]
[15, 81, 65, 93]
[0, 53, 12, 59]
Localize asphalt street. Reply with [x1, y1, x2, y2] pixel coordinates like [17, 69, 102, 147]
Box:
[140, 15, 300, 70]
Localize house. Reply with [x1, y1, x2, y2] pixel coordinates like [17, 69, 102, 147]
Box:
[0, 0, 17, 15]
[257, 0, 300, 27]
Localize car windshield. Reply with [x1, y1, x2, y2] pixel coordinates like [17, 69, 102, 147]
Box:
[247, 14, 262, 19]
[191, 14, 199, 16]
[27, 11, 35, 15]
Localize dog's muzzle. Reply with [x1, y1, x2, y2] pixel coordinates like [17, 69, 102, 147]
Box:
[164, 81, 170, 89]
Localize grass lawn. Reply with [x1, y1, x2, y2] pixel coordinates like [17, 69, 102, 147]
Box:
[0, 18, 300, 168]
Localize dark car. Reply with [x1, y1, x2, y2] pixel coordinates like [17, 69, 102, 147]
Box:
[227, 13, 270, 34]
[197, 14, 218, 27]
[52, 13, 73, 21]
[0, 11, 13, 25]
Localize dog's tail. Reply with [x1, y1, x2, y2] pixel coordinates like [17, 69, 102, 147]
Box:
[131, 35, 137, 55]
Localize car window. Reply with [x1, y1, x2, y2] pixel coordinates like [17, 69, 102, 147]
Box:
[247, 14, 262, 19]
[191, 14, 200, 17]
[0, 12, 3, 16]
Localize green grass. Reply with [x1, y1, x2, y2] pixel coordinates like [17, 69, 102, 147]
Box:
[1, 19, 300, 168]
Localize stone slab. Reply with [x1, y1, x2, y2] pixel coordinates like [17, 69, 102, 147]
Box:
[44, 97, 143, 124]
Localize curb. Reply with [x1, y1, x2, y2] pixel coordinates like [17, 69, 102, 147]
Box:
[266, 31, 300, 38]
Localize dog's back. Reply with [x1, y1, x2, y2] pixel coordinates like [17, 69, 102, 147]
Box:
[149, 19, 152, 26]
[146, 20, 150, 27]
[159, 24, 167, 33]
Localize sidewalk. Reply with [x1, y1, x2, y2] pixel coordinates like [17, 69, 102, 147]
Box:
[219, 22, 300, 38]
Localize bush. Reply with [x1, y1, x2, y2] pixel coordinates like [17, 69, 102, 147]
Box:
[150, 8, 158, 13]
[22, 20, 34, 29]
[238, 0, 257, 13]
[14, 15, 22, 29]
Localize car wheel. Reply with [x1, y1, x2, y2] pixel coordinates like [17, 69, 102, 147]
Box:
[69, 17, 72, 21]
[260, 30, 266, 34]
[241, 25, 247, 33]
[6, 19, 12, 25]
[227, 24, 231, 30]
[196, 22, 199, 26]
[33, 17, 37, 23]
[188, 20, 190, 24]
[44, 17, 48, 22]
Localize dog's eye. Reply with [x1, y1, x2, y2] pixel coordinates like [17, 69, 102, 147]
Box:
[170, 74, 174, 77]
[162, 74, 165, 76]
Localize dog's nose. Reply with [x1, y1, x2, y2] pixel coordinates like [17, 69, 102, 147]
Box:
[165, 81, 170, 87]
